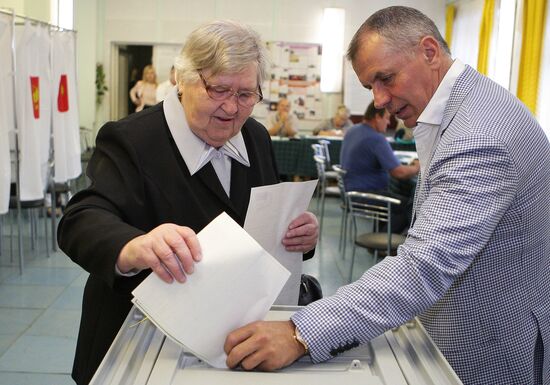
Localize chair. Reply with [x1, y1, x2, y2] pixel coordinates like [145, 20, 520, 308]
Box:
[8, 183, 50, 269]
[317, 139, 339, 185]
[331, 164, 348, 254]
[346, 191, 407, 282]
[46, 180, 72, 251]
[312, 150, 339, 239]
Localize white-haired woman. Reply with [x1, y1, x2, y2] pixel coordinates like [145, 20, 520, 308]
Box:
[58, 20, 319, 385]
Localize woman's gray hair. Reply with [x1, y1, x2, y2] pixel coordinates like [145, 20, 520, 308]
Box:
[174, 20, 270, 86]
[347, 6, 451, 62]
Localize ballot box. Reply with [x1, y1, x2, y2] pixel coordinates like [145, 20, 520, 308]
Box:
[90, 306, 463, 385]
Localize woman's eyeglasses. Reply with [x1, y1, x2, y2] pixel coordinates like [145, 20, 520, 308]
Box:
[198, 71, 263, 107]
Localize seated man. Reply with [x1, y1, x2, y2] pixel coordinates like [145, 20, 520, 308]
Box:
[312, 104, 353, 136]
[340, 101, 419, 232]
[267, 97, 298, 137]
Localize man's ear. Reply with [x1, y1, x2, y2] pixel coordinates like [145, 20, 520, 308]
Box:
[419, 36, 440, 66]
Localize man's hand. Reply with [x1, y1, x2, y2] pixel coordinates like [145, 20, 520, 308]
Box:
[282, 211, 319, 253]
[225, 320, 305, 371]
[116, 223, 202, 283]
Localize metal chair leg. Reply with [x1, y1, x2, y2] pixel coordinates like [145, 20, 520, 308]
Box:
[43, 205, 50, 258]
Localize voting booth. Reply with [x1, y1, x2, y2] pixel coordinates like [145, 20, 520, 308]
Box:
[91, 306, 463, 385]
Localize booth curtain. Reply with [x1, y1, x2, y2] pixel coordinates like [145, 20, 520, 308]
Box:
[51, 31, 81, 183]
[15, 21, 52, 201]
[0, 12, 14, 214]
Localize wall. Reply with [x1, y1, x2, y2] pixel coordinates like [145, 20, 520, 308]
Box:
[74, 0, 97, 134]
[1, 0, 25, 14]
[78, 0, 446, 135]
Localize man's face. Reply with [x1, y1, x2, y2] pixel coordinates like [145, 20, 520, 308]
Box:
[277, 99, 290, 114]
[179, 63, 258, 148]
[352, 33, 438, 128]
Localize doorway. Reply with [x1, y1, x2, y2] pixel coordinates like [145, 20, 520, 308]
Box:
[115, 44, 153, 119]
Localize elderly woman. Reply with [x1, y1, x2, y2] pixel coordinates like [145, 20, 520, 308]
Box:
[58, 20, 318, 385]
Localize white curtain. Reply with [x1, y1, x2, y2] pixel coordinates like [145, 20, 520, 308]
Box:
[537, 10, 550, 139]
[51, 30, 81, 183]
[450, 0, 484, 67]
[0, 13, 14, 214]
[486, 0, 517, 89]
[15, 22, 51, 201]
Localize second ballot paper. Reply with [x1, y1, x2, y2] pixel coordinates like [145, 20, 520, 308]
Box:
[131, 212, 290, 368]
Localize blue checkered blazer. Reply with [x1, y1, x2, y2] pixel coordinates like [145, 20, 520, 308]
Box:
[292, 65, 550, 385]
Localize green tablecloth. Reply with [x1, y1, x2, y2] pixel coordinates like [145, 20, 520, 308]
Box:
[271, 137, 415, 178]
[271, 137, 342, 178]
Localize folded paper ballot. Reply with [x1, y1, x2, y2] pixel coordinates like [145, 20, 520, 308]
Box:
[244, 179, 318, 305]
[132, 212, 290, 368]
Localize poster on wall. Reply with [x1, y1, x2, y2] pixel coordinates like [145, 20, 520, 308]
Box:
[253, 41, 322, 121]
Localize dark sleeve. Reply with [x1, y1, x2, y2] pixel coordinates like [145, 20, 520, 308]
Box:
[57, 121, 149, 289]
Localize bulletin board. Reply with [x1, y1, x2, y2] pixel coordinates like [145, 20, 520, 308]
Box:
[253, 41, 323, 121]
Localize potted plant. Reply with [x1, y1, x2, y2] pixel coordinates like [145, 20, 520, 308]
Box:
[95, 63, 108, 106]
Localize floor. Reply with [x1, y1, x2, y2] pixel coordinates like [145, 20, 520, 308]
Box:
[0, 195, 377, 384]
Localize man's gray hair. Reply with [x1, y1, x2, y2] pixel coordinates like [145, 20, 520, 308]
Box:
[174, 20, 270, 86]
[347, 6, 451, 62]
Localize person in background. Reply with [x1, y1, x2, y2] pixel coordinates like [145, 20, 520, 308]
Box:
[223, 6, 549, 385]
[156, 65, 177, 102]
[312, 104, 353, 136]
[394, 119, 415, 144]
[340, 101, 419, 233]
[129, 64, 158, 112]
[58, 20, 319, 385]
[267, 97, 298, 137]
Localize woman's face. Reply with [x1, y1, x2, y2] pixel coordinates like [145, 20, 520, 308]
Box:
[179, 63, 259, 148]
[144, 69, 156, 83]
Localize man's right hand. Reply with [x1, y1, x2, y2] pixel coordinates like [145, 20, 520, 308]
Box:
[116, 224, 202, 283]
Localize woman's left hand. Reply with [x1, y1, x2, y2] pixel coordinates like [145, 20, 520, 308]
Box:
[282, 211, 318, 253]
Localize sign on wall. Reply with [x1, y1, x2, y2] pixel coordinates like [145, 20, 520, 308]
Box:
[253, 41, 322, 121]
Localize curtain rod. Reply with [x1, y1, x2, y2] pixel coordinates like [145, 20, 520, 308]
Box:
[0, 8, 76, 33]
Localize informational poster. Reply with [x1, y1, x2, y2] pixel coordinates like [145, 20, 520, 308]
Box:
[253, 41, 322, 121]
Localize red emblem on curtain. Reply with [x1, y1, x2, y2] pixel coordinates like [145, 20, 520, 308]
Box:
[57, 74, 69, 112]
[30, 76, 39, 119]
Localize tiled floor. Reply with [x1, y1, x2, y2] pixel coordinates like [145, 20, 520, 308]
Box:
[0, 195, 376, 384]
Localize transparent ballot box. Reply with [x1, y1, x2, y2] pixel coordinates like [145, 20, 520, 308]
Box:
[90, 306, 463, 385]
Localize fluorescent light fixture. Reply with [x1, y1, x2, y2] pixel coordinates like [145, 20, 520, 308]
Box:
[320, 8, 345, 93]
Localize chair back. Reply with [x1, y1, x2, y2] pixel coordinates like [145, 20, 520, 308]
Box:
[345, 191, 401, 255]
[332, 164, 347, 199]
[313, 154, 327, 181]
[317, 139, 332, 166]
[311, 144, 326, 175]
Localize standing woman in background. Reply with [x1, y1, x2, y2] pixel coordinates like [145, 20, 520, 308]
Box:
[129, 64, 158, 112]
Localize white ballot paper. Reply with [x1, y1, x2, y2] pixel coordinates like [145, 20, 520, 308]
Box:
[131, 212, 290, 368]
[244, 179, 318, 305]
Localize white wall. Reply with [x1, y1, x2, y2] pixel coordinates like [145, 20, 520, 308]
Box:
[76, 0, 445, 135]
[74, 0, 97, 134]
[1, 0, 25, 14]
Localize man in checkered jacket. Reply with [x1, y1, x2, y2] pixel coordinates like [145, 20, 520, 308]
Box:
[225, 6, 549, 385]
